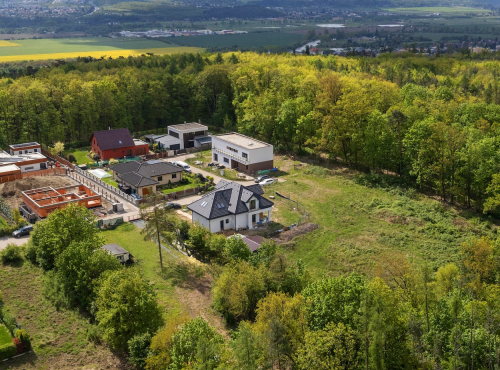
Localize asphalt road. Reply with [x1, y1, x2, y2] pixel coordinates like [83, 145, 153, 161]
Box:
[0, 234, 30, 251]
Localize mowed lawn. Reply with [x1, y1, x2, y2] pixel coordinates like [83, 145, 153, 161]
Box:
[0, 37, 204, 62]
[0, 325, 11, 346]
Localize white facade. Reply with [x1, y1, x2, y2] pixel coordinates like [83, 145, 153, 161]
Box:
[211, 133, 273, 168]
[18, 162, 45, 172]
[167, 123, 208, 150]
[9, 142, 42, 155]
[192, 206, 272, 233]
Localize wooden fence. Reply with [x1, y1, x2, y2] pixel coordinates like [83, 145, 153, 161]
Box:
[41, 148, 75, 170]
[0, 167, 67, 184]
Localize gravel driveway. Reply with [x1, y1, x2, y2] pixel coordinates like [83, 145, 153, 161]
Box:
[0, 235, 29, 251]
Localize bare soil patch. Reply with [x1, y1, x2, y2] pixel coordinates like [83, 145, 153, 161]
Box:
[0, 175, 78, 209]
[271, 222, 319, 244]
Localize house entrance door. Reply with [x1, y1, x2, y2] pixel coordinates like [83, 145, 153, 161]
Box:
[220, 220, 224, 230]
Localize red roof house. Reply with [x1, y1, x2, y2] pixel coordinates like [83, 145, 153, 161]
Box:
[90, 128, 149, 161]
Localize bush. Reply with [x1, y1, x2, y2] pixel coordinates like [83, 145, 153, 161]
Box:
[128, 332, 152, 369]
[0, 342, 16, 361]
[0, 225, 19, 238]
[67, 154, 77, 163]
[303, 165, 330, 177]
[1, 310, 17, 336]
[207, 186, 214, 192]
[0, 244, 23, 264]
[15, 329, 31, 350]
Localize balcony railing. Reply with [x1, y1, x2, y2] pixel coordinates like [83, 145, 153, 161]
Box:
[213, 147, 249, 165]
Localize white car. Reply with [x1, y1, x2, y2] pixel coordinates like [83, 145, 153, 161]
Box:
[259, 178, 275, 186]
[171, 161, 192, 173]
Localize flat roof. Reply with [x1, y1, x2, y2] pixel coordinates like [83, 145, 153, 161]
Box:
[212, 133, 271, 150]
[168, 122, 208, 132]
[0, 151, 46, 164]
[133, 139, 148, 146]
[9, 142, 41, 149]
[0, 164, 20, 173]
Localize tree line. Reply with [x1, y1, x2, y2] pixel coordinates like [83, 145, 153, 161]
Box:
[3, 52, 500, 210]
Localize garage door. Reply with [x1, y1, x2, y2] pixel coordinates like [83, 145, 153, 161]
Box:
[170, 144, 181, 150]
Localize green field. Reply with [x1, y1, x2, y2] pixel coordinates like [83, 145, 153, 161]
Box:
[169, 32, 304, 50]
[0, 325, 11, 346]
[263, 157, 493, 278]
[385, 6, 491, 14]
[0, 37, 204, 62]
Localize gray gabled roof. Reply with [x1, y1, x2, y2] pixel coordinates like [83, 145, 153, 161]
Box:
[188, 180, 273, 220]
[111, 160, 182, 188]
[119, 172, 158, 187]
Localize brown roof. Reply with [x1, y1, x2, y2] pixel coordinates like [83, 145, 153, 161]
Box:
[91, 129, 136, 151]
[242, 235, 265, 252]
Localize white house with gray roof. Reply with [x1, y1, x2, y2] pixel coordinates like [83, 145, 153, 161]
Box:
[187, 179, 274, 233]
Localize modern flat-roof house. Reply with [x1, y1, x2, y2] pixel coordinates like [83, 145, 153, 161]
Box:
[22, 184, 102, 218]
[111, 160, 183, 197]
[90, 128, 149, 160]
[168, 122, 208, 150]
[9, 142, 42, 155]
[0, 150, 48, 173]
[211, 133, 273, 174]
[102, 243, 131, 263]
[187, 179, 274, 233]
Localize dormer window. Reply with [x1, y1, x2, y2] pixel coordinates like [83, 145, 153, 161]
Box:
[249, 199, 256, 210]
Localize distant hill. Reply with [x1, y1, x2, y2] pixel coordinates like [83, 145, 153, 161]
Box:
[249, 0, 492, 8]
[202, 5, 284, 19]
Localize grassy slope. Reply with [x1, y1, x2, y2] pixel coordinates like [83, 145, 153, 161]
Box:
[264, 157, 493, 278]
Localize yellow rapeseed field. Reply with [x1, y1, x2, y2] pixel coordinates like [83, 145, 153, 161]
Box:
[0, 40, 21, 47]
[0, 46, 204, 62]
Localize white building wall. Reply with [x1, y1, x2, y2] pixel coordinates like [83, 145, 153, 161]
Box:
[208, 215, 234, 233]
[192, 212, 210, 230]
[19, 162, 43, 172]
[211, 136, 273, 166]
[235, 213, 249, 230]
[10, 147, 41, 155]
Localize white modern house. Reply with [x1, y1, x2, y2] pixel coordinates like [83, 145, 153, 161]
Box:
[187, 180, 274, 233]
[8, 142, 42, 155]
[211, 133, 273, 174]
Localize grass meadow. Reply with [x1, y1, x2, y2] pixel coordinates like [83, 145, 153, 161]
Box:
[0, 325, 11, 346]
[263, 157, 494, 279]
[0, 37, 204, 62]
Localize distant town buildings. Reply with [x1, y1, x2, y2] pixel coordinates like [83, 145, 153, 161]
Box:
[116, 29, 248, 38]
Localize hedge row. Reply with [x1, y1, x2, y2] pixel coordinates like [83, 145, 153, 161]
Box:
[0, 225, 18, 238]
[0, 342, 16, 361]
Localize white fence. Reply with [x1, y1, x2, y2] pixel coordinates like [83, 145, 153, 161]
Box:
[70, 167, 140, 206]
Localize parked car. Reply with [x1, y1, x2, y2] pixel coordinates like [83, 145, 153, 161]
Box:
[165, 203, 182, 210]
[254, 175, 270, 183]
[130, 193, 141, 200]
[259, 178, 275, 186]
[217, 164, 226, 169]
[207, 162, 217, 167]
[172, 161, 192, 173]
[12, 225, 33, 238]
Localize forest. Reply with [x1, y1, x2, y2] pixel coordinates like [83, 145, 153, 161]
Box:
[2, 52, 500, 213]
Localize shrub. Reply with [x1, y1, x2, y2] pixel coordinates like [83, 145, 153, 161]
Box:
[207, 186, 214, 192]
[0, 225, 19, 238]
[1, 310, 17, 336]
[0, 289, 3, 305]
[128, 332, 152, 369]
[0, 244, 22, 264]
[0, 342, 16, 361]
[67, 154, 77, 163]
[15, 329, 31, 350]
[303, 165, 330, 177]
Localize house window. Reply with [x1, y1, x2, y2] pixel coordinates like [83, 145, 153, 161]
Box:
[25, 150, 28, 154]
[24, 166, 34, 171]
[214, 153, 218, 161]
[226, 219, 229, 224]
[34, 149, 37, 152]
[242, 152, 248, 159]
[227, 146, 238, 153]
[172, 174, 177, 179]
[157, 176, 163, 181]
[249, 200, 256, 210]
[223, 157, 229, 163]
[252, 214, 256, 223]
[169, 130, 179, 139]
